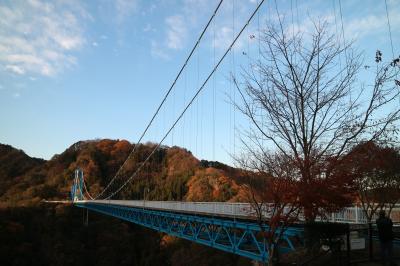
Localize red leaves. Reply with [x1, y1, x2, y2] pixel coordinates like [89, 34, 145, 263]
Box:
[346, 141, 400, 176]
[342, 141, 400, 220]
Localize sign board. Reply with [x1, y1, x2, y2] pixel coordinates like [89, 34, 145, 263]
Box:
[350, 238, 365, 250]
[341, 237, 366, 250]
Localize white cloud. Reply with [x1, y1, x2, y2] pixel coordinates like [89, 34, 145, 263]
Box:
[150, 0, 206, 59]
[115, 0, 139, 24]
[92, 42, 99, 47]
[5, 65, 25, 75]
[345, 14, 400, 42]
[165, 15, 187, 50]
[215, 26, 234, 50]
[178, 0, 256, 52]
[149, 3, 157, 13]
[0, 0, 90, 77]
[143, 23, 153, 33]
[151, 14, 189, 59]
[151, 40, 170, 60]
[270, 1, 400, 50]
[149, 0, 223, 59]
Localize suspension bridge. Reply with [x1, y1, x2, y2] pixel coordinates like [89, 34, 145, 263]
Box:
[68, 0, 399, 263]
[71, 168, 400, 262]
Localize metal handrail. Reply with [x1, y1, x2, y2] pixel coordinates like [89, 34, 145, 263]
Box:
[77, 200, 400, 224]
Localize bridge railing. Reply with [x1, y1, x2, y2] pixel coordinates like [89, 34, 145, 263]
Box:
[77, 200, 400, 224]
[84, 200, 254, 218]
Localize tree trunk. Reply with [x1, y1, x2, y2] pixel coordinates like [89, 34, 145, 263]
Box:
[267, 244, 275, 266]
[368, 222, 373, 261]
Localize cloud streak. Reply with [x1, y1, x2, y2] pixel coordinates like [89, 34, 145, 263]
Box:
[165, 15, 187, 50]
[0, 0, 90, 77]
[115, 0, 139, 24]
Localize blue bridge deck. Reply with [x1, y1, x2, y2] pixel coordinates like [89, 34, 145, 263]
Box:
[76, 201, 303, 262]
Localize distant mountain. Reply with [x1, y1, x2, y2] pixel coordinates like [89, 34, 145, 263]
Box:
[0, 139, 248, 206]
[0, 140, 251, 266]
[0, 144, 45, 198]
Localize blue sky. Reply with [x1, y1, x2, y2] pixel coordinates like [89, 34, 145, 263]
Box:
[0, 0, 399, 165]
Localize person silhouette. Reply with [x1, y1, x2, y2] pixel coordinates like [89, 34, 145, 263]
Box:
[376, 210, 394, 266]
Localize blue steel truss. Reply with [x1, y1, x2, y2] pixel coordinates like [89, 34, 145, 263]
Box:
[76, 202, 303, 262]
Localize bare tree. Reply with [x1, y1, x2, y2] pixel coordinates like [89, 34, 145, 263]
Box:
[237, 151, 300, 266]
[235, 18, 400, 221]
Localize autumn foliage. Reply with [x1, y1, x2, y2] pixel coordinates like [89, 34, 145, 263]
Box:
[343, 141, 400, 221]
[0, 140, 252, 266]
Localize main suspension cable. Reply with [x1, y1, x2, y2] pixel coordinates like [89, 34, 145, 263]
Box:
[82, 177, 94, 200]
[338, 0, 348, 64]
[95, 0, 224, 199]
[106, 0, 266, 200]
[212, 12, 216, 160]
[384, 0, 395, 59]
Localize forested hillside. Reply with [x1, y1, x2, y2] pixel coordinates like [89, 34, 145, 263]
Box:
[0, 140, 251, 266]
[0, 144, 45, 199]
